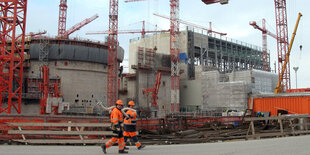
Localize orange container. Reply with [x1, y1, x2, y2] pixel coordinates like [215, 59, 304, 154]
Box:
[249, 93, 310, 116]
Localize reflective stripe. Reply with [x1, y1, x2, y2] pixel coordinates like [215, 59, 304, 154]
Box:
[119, 142, 125, 146]
[135, 141, 140, 144]
[111, 118, 118, 121]
[107, 142, 112, 147]
[124, 123, 136, 125]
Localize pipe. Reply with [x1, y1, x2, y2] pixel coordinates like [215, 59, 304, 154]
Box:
[96, 102, 133, 118]
[96, 101, 115, 111]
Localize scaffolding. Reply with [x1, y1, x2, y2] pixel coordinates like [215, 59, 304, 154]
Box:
[191, 30, 268, 74]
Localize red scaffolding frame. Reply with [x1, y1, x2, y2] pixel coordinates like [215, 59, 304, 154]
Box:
[107, 0, 119, 106]
[274, 0, 290, 91]
[0, 0, 28, 114]
[58, 0, 67, 37]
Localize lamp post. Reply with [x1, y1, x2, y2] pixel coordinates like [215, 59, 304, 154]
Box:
[293, 67, 299, 89]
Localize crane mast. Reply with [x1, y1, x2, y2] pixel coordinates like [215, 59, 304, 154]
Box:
[58, 0, 67, 37]
[107, 0, 119, 106]
[274, 0, 290, 91]
[0, 0, 28, 114]
[275, 13, 302, 94]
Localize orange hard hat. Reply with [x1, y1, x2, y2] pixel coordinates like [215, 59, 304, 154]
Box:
[116, 100, 124, 105]
[128, 101, 135, 106]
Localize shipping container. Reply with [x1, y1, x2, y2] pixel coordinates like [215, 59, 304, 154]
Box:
[249, 93, 310, 116]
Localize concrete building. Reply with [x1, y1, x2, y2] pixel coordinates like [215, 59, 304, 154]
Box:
[8, 37, 124, 114]
[180, 68, 278, 114]
[125, 29, 273, 116]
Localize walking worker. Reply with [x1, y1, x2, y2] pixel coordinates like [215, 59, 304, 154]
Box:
[101, 100, 128, 154]
[123, 101, 145, 150]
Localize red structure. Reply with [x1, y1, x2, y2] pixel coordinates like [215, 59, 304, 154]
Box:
[274, 0, 290, 91]
[142, 72, 162, 107]
[62, 14, 99, 39]
[86, 20, 169, 37]
[0, 0, 28, 114]
[250, 19, 277, 71]
[58, 0, 68, 37]
[154, 13, 227, 36]
[39, 66, 49, 114]
[107, 0, 119, 106]
[39, 66, 62, 115]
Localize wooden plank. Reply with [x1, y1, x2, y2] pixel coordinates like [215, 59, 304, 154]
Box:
[244, 116, 284, 121]
[246, 132, 290, 139]
[8, 130, 113, 135]
[250, 121, 255, 135]
[8, 122, 110, 127]
[293, 130, 310, 134]
[13, 139, 107, 144]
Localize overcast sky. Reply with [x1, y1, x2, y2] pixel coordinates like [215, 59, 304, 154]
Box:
[26, 0, 309, 88]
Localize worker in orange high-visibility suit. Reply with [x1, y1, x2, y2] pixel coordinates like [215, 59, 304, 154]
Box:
[123, 101, 145, 150]
[101, 100, 128, 154]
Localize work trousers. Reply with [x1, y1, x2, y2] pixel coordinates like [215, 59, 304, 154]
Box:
[124, 131, 141, 148]
[104, 130, 126, 151]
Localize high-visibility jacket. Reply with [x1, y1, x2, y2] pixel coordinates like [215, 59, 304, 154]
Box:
[124, 109, 137, 132]
[110, 107, 124, 130]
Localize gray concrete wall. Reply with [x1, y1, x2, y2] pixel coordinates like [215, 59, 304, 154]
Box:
[136, 71, 171, 117]
[128, 31, 188, 74]
[24, 60, 109, 114]
[200, 70, 278, 113]
[180, 79, 202, 111]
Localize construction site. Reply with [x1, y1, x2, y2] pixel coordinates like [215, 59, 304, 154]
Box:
[1, 0, 310, 154]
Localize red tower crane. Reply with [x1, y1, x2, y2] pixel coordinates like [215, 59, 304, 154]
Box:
[107, 0, 119, 106]
[61, 14, 99, 39]
[0, 0, 28, 114]
[250, 19, 277, 71]
[58, 0, 68, 37]
[153, 13, 227, 36]
[26, 30, 47, 38]
[86, 20, 169, 37]
[274, 0, 290, 91]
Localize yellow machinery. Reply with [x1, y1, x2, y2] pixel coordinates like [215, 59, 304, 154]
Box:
[275, 13, 303, 94]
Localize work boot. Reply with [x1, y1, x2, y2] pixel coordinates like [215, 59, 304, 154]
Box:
[124, 146, 129, 150]
[101, 144, 107, 154]
[138, 145, 145, 150]
[119, 150, 128, 154]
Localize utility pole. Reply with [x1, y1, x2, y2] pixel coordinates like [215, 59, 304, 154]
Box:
[293, 67, 299, 89]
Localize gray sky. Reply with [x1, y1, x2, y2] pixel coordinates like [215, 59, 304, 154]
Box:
[26, 0, 309, 89]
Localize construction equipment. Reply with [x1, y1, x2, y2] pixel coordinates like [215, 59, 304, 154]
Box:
[26, 30, 47, 38]
[61, 14, 99, 39]
[58, 0, 68, 37]
[154, 13, 227, 36]
[250, 19, 277, 71]
[86, 20, 169, 38]
[202, 0, 228, 5]
[274, 0, 291, 91]
[0, 0, 28, 114]
[274, 13, 302, 94]
[107, 0, 119, 106]
[142, 72, 162, 107]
